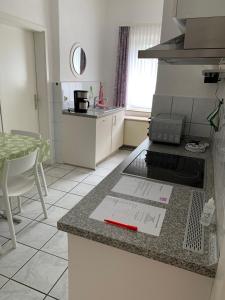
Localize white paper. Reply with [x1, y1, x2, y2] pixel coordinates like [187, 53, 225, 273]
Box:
[112, 176, 173, 204]
[90, 196, 166, 236]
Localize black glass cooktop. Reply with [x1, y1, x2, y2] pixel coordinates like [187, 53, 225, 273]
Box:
[123, 150, 205, 188]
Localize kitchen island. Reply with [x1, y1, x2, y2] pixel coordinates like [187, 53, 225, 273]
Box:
[58, 138, 216, 300]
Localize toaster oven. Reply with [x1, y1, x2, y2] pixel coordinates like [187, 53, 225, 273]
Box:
[149, 113, 185, 144]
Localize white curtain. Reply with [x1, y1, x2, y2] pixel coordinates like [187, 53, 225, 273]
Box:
[126, 24, 161, 111]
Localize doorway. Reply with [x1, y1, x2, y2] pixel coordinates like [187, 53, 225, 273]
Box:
[0, 24, 39, 132]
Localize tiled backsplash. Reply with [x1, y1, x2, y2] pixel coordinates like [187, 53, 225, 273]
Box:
[59, 81, 101, 110]
[152, 95, 217, 138]
[152, 93, 225, 250]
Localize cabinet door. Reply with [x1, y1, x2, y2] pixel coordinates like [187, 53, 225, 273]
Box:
[62, 115, 96, 169]
[111, 111, 124, 153]
[176, 0, 225, 19]
[96, 115, 112, 164]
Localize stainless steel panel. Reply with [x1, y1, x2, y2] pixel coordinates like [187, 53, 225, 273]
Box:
[138, 16, 225, 65]
[184, 17, 225, 49]
[139, 48, 225, 58]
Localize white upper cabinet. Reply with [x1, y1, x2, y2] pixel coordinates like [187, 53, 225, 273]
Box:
[176, 0, 225, 19]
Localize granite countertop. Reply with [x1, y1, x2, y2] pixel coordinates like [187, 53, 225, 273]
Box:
[58, 138, 216, 278]
[62, 106, 125, 118]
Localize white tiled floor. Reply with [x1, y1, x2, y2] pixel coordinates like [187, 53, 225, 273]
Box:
[0, 149, 130, 299]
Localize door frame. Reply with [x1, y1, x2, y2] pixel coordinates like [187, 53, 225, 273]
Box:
[0, 11, 52, 147]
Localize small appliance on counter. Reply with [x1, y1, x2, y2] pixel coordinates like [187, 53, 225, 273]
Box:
[149, 113, 185, 145]
[74, 90, 89, 113]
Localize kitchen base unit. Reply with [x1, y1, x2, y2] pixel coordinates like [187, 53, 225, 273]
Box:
[61, 109, 124, 169]
[68, 234, 213, 300]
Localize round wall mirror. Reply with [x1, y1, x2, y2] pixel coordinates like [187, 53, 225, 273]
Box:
[70, 44, 87, 76]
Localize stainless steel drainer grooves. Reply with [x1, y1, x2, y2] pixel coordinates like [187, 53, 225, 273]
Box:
[183, 190, 205, 254]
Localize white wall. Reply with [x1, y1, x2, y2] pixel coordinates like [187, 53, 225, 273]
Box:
[102, 0, 164, 105]
[58, 0, 106, 82]
[0, 0, 58, 82]
[0, 0, 59, 160]
[210, 82, 225, 299]
[0, 0, 49, 26]
[155, 0, 217, 98]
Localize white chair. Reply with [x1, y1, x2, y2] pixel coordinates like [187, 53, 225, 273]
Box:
[11, 130, 48, 196]
[0, 149, 48, 248]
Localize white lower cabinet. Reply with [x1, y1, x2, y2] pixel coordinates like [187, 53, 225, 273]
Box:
[68, 235, 213, 300]
[62, 110, 124, 169]
[111, 111, 124, 153]
[96, 115, 112, 164]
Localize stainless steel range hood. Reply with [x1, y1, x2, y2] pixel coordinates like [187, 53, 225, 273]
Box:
[138, 17, 225, 65]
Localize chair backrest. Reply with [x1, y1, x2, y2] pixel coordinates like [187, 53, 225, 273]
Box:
[11, 130, 41, 139]
[3, 149, 38, 179]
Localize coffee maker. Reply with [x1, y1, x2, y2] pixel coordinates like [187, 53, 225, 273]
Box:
[74, 90, 89, 113]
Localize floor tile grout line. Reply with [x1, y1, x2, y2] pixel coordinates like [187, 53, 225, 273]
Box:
[0, 237, 10, 247]
[46, 163, 109, 187]
[1, 192, 69, 253]
[0, 155, 129, 297]
[0, 202, 63, 252]
[43, 295, 58, 300]
[0, 275, 11, 290]
[46, 168, 75, 180]
[0, 244, 67, 294]
[28, 188, 87, 210]
[5, 277, 49, 298]
[0, 244, 39, 280]
[47, 267, 68, 299]
[0, 212, 44, 241]
[47, 185, 95, 197]
[45, 170, 96, 193]
[30, 187, 88, 206]
[0, 241, 68, 278]
[38, 248, 68, 262]
[22, 164, 107, 204]
[13, 236, 68, 261]
[46, 165, 93, 183]
[0, 159, 122, 241]
[11, 248, 67, 296]
[38, 230, 68, 258]
[0, 273, 10, 280]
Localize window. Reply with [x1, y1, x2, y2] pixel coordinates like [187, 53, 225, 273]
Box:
[126, 24, 161, 111]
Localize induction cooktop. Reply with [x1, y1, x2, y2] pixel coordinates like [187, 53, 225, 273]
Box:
[123, 150, 205, 188]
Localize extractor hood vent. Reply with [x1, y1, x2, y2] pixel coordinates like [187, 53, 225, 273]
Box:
[138, 17, 225, 65]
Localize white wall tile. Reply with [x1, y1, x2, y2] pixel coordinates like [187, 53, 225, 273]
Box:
[192, 98, 216, 124]
[171, 96, 193, 122]
[189, 123, 212, 138]
[151, 95, 172, 116]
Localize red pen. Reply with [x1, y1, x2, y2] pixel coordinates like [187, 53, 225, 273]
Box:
[104, 219, 138, 231]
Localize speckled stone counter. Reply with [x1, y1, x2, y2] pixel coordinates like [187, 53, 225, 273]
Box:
[62, 107, 124, 118]
[58, 138, 217, 278]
